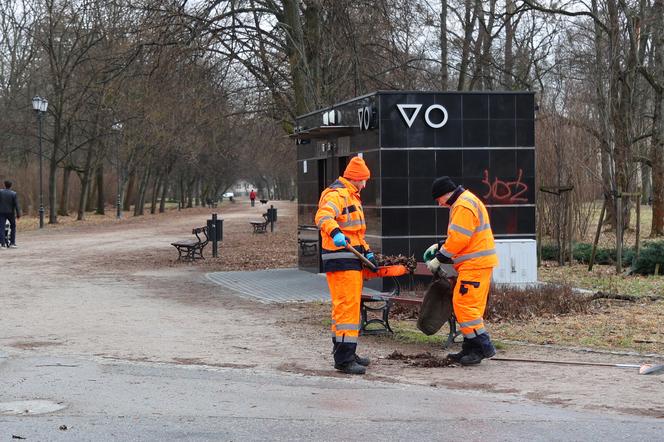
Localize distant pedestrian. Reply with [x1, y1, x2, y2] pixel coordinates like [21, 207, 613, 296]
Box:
[0, 180, 21, 248]
[249, 189, 256, 207]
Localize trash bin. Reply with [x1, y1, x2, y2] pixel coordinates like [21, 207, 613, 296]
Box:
[267, 207, 277, 222]
[207, 218, 223, 241]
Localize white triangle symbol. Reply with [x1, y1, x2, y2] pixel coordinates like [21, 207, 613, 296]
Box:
[397, 104, 422, 128]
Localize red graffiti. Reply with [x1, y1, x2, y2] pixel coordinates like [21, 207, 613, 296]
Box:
[482, 169, 528, 203]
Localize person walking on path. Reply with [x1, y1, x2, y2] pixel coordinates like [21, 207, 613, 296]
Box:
[423, 176, 498, 365]
[0, 180, 21, 248]
[314, 156, 376, 375]
[249, 189, 256, 207]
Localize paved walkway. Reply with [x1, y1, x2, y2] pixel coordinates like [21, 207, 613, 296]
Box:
[205, 268, 382, 303]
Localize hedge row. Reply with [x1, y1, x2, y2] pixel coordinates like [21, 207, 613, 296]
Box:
[540, 241, 664, 275]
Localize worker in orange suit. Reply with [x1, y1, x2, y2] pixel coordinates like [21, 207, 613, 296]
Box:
[315, 156, 375, 375]
[424, 176, 499, 365]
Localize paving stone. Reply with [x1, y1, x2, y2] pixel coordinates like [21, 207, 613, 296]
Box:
[205, 268, 381, 303]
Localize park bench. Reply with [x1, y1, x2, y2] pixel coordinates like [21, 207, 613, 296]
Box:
[259, 199, 268, 205]
[171, 226, 209, 261]
[298, 238, 318, 256]
[360, 263, 459, 348]
[250, 213, 270, 233]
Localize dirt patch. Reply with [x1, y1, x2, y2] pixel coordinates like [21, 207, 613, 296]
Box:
[386, 351, 456, 368]
[9, 341, 63, 350]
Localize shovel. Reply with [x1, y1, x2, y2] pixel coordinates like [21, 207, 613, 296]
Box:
[345, 244, 378, 272]
[492, 357, 664, 375]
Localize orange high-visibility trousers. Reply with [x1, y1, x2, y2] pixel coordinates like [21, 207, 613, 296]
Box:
[453, 268, 493, 338]
[326, 269, 363, 364]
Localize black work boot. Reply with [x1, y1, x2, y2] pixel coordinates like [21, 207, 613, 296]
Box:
[459, 350, 484, 365]
[447, 338, 473, 362]
[354, 354, 370, 366]
[476, 333, 496, 359]
[334, 360, 367, 375]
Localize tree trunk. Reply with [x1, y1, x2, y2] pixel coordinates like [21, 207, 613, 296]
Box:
[440, 0, 448, 90]
[48, 152, 58, 224]
[77, 145, 95, 221]
[123, 170, 135, 212]
[283, 0, 310, 115]
[504, 0, 515, 89]
[86, 176, 97, 213]
[457, 0, 474, 90]
[95, 165, 105, 215]
[58, 167, 72, 216]
[159, 180, 168, 213]
[650, 0, 664, 235]
[134, 167, 151, 216]
[150, 174, 161, 214]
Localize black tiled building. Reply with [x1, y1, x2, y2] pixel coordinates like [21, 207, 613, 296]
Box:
[295, 91, 536, 288]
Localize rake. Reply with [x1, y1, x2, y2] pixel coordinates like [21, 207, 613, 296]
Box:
[492, 357, 664, 375]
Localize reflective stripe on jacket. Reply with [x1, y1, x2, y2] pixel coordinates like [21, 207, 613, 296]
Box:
[437, 190, 498, 270]
[315, 177, 369, 272]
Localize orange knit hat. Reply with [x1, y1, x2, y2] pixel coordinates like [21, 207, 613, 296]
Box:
[343, 156, 370, 181]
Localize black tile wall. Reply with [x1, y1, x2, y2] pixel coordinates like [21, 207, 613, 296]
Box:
[462, 150, 491, 177]
[490, 150, 517, 178]
[382, 208, 409, 236]
[489, 119, 516, 147]
[436, 94, 463, 119]
[380, 119, 407, 148]
[381, 150, 408, 177]
[463, 94, 489, 119]
[410, 237, 439, 259]
[516, 119, 535, 146]
[489, 94, 515, 119]
[516, 94, 535, 119]
[463, 120, 489, 147]
[381, 178, 409, 206]
[489, 206, 519, 234]
[435, 207, 450, 235]
[409, 178, 434, 206]
[516, 149, 535, 177]
[409, 208, 436, 236]
[408, 150, 436, 177]
[517, 206, 536, 233]
[382, 238, 410, 256]
[436, 150, 463, 176]
[361, 179, 378, 207]
[434, 119, 463, 147]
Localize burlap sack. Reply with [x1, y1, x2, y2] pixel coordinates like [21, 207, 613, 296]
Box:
[416, 276, 453, 335]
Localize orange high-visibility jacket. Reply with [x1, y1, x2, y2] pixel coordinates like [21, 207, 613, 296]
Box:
[315, 177, 370, 272]
[437, 190, 498, 271]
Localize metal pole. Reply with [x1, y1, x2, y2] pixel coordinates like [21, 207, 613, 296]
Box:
[616, 193, 622, 274]
[38, 112, 44, 229]
[116, 138, 121, 219]
[270, 205, 274, 233]
[211, 213, 218, 258]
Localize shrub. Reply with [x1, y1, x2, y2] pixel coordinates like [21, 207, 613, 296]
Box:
[485, 283, 591, 321]
[541, 242, 634, 265]
[630, 241, 664, 275]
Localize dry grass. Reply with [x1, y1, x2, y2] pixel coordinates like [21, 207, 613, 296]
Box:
[486, 284, 591, 321]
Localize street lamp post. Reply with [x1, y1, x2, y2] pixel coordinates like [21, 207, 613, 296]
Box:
[112, 122, 123, 219]
[31, 96, 48, 229]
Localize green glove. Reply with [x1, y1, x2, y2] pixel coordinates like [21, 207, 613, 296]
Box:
[423, 243, 439, 262]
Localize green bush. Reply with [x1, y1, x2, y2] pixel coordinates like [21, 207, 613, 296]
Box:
[540, 242, 634, 265]
[631, 241, 664, 275]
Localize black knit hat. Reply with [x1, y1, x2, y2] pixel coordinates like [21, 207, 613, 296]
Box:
[431, 176, 457, 199]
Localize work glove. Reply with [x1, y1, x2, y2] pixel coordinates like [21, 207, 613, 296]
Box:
[426, 257, 441, 273]
[423, 243, 439, 262]
[332, 232, 348, 247]
[365, 251, 378, 271]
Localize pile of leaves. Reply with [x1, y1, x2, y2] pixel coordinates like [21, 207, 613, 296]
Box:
[375, 253, 417, 273]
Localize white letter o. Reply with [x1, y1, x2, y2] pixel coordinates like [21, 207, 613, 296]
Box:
[424, 104, 448, 128]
